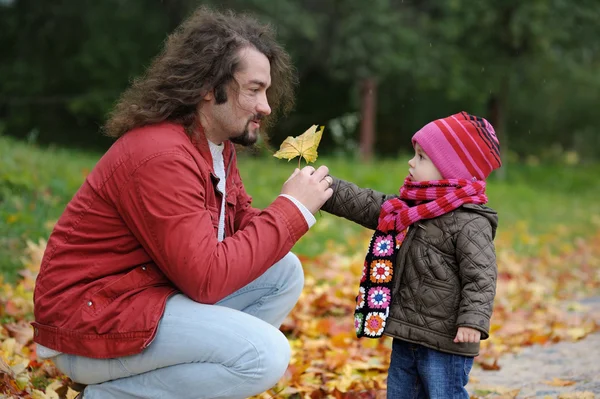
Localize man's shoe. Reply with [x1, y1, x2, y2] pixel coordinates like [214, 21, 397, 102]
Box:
[70, 382, 86, 398]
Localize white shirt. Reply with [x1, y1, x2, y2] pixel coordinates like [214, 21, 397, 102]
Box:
[208, 140, 316, 237]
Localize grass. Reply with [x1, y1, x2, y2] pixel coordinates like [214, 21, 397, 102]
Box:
[1, 134, 599, 282]
[241, 155, 600, 257]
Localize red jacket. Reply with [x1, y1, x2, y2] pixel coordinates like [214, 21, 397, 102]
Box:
[32, 122, 308, 359]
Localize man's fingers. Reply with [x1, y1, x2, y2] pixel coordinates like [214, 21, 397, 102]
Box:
[280, 164, 334, 214]
[300, 165, 316, 175]
[311, 165, 329, 181]
[285, 168, 301, 183]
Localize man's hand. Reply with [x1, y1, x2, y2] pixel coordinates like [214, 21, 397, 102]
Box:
[281, 165, 333, 214]
[454, 327, 481, 343]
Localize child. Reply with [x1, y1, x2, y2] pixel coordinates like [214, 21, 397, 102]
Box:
[322, 111, 501, 398]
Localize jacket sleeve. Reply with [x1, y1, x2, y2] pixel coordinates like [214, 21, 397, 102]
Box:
[321, 177, 396, 230]
[455, 216, 498, 339]
[117, 152, 308, 304]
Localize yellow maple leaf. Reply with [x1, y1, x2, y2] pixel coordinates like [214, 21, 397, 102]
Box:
[273, 125, 324, 167]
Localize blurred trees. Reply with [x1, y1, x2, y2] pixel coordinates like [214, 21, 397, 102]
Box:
[0, 0, 599, 161]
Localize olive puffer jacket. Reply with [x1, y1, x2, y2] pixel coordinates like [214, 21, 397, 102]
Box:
[322, 177, 498, 357]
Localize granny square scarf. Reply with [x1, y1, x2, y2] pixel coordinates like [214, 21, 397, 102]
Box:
[354, 177, 487, 338]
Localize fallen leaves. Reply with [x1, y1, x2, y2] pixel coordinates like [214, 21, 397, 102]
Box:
[472, 386, 521, 398]
[477, 227, 600, 367]
[274, 125, 324, 167]
[4, 321, 34, 345]
[1, 227, 600, 398]
[558, 392, 596, 399]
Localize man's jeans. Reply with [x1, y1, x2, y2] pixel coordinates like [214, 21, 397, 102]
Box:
[53, 252, 304, 399]
[386, 339, 473, 399]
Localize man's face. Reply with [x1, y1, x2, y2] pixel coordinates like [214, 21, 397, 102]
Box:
[210, 47, 272, 146]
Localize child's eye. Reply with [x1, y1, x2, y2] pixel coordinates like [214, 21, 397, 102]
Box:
[419, 154, 425, 160]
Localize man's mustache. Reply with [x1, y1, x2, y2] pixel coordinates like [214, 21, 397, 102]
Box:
[250, 113, 266, 122]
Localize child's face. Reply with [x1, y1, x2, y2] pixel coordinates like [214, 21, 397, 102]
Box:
[408, 143, 443, 181]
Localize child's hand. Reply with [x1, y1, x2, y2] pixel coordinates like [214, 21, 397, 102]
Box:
[454, 327, 481, 343]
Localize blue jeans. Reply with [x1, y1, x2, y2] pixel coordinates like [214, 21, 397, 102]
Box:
[53, 252, 304, 399]
[386, 339, 473, 399]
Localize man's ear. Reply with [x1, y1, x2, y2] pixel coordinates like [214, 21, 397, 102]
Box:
[203, 89, 215, 102]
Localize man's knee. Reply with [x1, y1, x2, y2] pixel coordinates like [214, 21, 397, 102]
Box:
[279, 252, 304, 297]
[253, 327, 291, 389]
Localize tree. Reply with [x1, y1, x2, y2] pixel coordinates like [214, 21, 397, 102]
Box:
[321, 0, 416, 162]
[410, 0, 600, 174]
[0, 0, 171, 148]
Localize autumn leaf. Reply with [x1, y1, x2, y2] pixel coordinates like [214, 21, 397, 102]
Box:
[472, 387, 520, 398]
[479, 359, 501, 371]
[5, 320, 34, 345]
[273, 125, 324, 167]
[543, 377, 577, 387]
[0, 356, 14, 377]
[558, 392, 596, 399]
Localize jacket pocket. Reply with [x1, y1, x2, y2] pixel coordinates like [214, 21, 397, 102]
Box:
[418, 277, 459, 319]
[83, 264, 161, 316]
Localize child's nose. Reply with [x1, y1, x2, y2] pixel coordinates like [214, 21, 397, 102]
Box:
[408, 157, 415, 167]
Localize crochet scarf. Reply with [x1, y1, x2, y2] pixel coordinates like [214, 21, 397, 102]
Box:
[354, 177, 488, 338]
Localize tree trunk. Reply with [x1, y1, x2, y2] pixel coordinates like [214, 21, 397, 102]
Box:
[487, 77, 509, 180]
[359, 77, 377, 162]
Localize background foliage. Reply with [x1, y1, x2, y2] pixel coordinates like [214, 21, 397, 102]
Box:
[1, 0, 599, 159]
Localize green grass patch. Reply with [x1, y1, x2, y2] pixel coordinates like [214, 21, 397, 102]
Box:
[1, 135, 599, 281]
[239, 156, 600, 258]
[0, 136, 99, 281]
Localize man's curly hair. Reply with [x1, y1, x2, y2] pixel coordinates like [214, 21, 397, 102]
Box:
[104, 6, 297, 138]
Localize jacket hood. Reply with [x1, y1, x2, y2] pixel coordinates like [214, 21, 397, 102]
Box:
[462, 204, 498, 238]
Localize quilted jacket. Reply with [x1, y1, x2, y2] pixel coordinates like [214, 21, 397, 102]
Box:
[322, 177, 498, 357]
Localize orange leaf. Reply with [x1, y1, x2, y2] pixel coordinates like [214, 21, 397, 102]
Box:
[479, 358, 501, 371]
[4, 300, 21, 317]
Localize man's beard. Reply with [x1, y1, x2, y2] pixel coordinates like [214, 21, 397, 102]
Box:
[230, 123, 257, 147]
[230, 115, 264, 146]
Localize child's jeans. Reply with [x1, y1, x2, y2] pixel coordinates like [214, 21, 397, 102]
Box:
[387, 339, 473, 399]
[52, 252, 304, 399]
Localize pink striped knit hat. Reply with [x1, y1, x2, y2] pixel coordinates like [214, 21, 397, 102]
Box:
[412, 111, 501, 180]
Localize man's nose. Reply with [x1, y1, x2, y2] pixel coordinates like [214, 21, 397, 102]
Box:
[257, 93, 271, 116]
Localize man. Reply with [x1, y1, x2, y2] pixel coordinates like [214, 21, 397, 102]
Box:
[32, 7, 333, 399]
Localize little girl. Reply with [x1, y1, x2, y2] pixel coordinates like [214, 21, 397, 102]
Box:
[323, 112, 501, 398]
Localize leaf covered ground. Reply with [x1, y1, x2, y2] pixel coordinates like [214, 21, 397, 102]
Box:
[1, 221, 599, 398]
